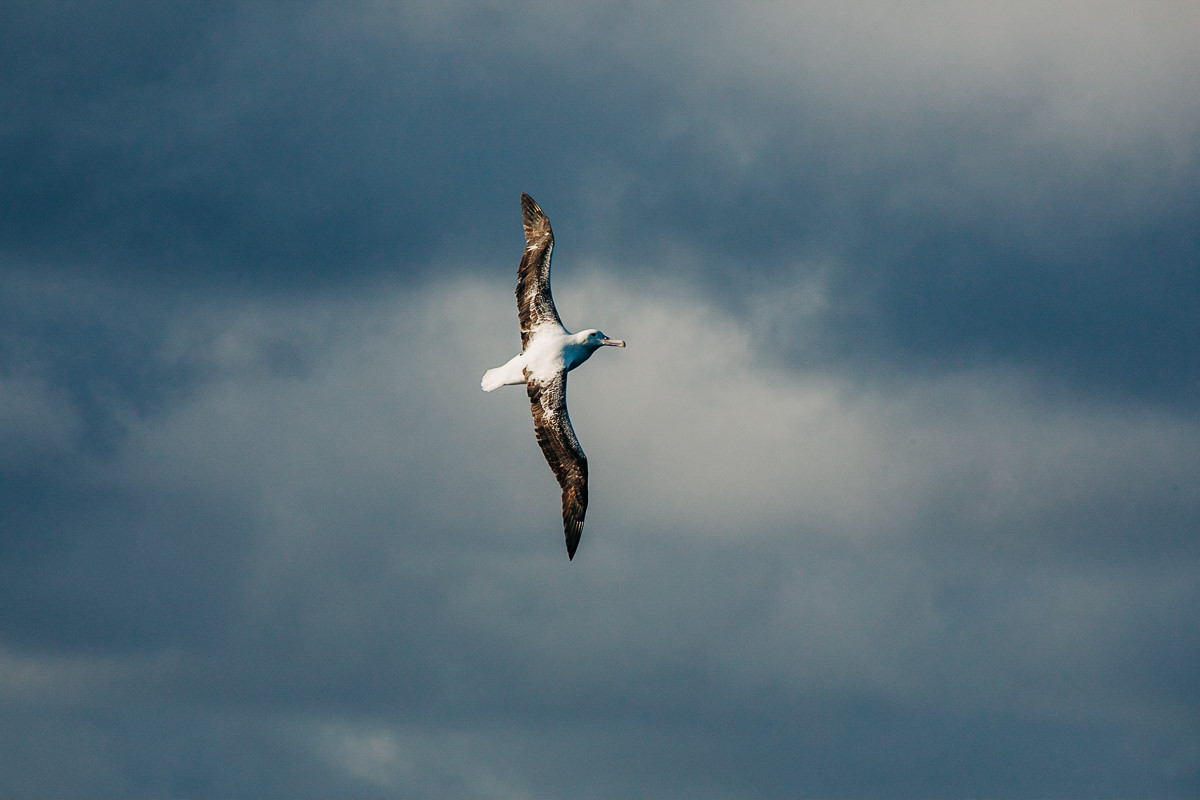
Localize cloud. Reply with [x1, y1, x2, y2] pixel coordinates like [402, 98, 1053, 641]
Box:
[3, 266, 1197, 794]
[5, 2, 1197, 411]
[2, 2, 1198, 795]
[0, 373, 79, 467]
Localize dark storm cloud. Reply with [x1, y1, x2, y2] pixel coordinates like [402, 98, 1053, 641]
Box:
[5, 2, 1197, 405]
[1, 2, 674, 286]
[2, 3, 1199, 797]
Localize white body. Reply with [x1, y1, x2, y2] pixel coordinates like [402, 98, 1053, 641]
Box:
[481, 325, 607, 392]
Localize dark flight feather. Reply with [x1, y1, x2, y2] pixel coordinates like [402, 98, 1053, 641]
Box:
[524, 369, 588, 559]
[516, 193, 563, 348]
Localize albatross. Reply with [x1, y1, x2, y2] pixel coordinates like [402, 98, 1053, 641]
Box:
[481, 193, 626, 560]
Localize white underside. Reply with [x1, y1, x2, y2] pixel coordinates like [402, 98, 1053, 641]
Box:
[481, 324, 574, 391]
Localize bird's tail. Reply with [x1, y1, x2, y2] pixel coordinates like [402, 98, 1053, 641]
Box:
[481, 367, 506, 392]
[482, 355, 526, 391]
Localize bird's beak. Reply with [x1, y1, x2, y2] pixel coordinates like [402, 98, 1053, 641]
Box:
[601, 337, 626, 348]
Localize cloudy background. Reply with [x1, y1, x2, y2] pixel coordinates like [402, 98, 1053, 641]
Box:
[2, 2, 1199, 796]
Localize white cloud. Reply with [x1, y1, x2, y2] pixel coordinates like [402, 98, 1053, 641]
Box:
[374, 2, 1200, 147]
[303, 720, 533, 797]
[93, 267, 1200, 557]
[66, 272, 1196, 737]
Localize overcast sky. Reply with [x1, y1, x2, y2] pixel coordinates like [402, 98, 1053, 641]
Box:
[2, 2, 1199, 797]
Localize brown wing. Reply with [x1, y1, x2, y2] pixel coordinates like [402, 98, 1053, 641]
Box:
[516, 193, 563, 349]
[525, 368, 588, 559]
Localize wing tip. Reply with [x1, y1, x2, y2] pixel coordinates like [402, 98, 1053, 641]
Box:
[565, 520, 582, 560]
[521, 193, 551, 240]
[561, 476, 587, 561]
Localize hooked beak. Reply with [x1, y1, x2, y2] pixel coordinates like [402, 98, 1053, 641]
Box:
[601, 337, 626, 348]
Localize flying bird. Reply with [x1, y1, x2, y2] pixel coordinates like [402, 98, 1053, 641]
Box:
[481, 193, 626, 559]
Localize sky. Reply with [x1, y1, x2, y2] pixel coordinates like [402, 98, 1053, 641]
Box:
[2, 2, 1199, 797]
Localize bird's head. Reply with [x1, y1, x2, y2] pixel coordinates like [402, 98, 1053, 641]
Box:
[582, 329, 626, 350]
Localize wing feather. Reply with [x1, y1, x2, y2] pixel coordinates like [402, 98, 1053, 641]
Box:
[516, 193, 563, 349]
[525, 369, 588, 559]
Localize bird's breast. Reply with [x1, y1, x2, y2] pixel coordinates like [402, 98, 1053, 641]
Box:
[522, 327, 568, 381]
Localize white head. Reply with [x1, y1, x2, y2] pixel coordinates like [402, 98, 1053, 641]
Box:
[581, 329, 626, 349]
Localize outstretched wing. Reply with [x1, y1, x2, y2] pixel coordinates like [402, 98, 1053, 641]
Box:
[525, 368, 588, 559]
[516, 193, 563, 349]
